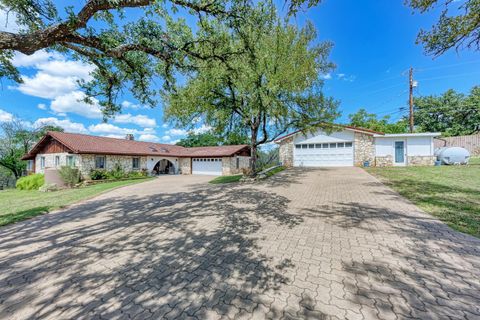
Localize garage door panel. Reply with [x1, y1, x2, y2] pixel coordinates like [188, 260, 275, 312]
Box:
[294, 142, 353, 167]
[192, 158, 223, 175]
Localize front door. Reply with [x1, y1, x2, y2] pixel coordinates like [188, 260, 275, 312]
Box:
[394, 141, 405, 165]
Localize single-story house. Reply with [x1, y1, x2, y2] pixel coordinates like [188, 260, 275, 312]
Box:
[22, 131, 251, 177]
[275, 126, 440, 167]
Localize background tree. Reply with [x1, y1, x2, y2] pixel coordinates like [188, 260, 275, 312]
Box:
[0, 0, 318, 117]
[413, 86, 480, 136]
[0, 118, 64, 178]
[348, 108, 408, 133]
[407, 0, 480, 56]
[164, 2, 339, 173]
[176, 131, 248, 147]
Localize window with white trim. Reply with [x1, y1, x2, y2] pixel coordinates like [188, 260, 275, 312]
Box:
[67, 155, 75, 167]
[55, 155, 60, 167]
[132, 157, 140, 169]
[40, 156, 45, 169]
[95, 155, 106, 169]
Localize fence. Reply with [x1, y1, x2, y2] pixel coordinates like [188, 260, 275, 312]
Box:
[434, 134, 480, 156]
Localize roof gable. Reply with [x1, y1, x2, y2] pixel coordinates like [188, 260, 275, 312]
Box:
[274, 124, 384, 143]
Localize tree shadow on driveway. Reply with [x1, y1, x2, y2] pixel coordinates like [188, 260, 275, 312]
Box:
[0, 182, 319, 319]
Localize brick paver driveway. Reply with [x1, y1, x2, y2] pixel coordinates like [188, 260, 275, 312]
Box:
[1, 168, 480, 319]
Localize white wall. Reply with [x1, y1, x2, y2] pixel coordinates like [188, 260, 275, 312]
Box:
[35, 153, 76, 174]
[293, 129, 354, 144]
[374, 136, 434, 157]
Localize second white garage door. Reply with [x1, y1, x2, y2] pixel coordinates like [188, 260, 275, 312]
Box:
[294, 142, 354, 167]
[192, 158, 223, 175]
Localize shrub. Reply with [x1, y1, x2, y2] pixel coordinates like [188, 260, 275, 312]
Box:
[16, 174, 45, 190]
[90, 169, 108, 180]
[59, 166, 81, 187]
[107, 163, 126, 180]
[127, 169, 149, 178]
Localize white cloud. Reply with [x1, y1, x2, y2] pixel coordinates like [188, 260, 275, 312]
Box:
[161, 135, 171, 142]
[0, 9, 20, 33]
[138, 134, 160, 142]
[113, 113, 156, 127]
[14, 72, 80, 99]
[166, 128, 187, 136]
[336, 73, 356, 82]
[102, 134, 126, 139]
[321, 73, 332, 80]
[33, 117, 88, 133]
[121, 100, 148, 110]
[37, 103, 47, 110]
[161, 123, 169, 128]
[11, 50, 63, 68]
[190, 124, 212, 134]
[88, 123, 137, 135]
[50, 91, 103, 119]
[0, 109, 13, 122]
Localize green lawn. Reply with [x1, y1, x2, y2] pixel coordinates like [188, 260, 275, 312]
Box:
[0, 178, 153, 227]
[263, 166, 285, 177]
[209, 174, 243, 184]
[367, 163, 480, 238]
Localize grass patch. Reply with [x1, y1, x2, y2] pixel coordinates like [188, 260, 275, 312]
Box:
[367, 165, 480, 238]
[263, 166, 285, 178]
[0, 178, 153, 227]
[209, 174, 243, 184]
[469, 157, 480, 165]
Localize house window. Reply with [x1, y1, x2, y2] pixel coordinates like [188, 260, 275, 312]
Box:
[132, 157, 140, 170]
[338, 142, 345, 148]
[236, 157, 240, 169]
[315, 144, 322, 148]
[329, 143, 337, 148]
[26, 160, 34, 171]
[322, 143, 329, 148]
[345, 142, 353, 147]
[308, 144, 314, 149]
[55, 156, 60, 167]
[295, 144, 301, 149]
[40, 157, 45, 169]
[95, 156, 106, 169]
[301, 144, 307, 149]
[67, 156, 75, 167]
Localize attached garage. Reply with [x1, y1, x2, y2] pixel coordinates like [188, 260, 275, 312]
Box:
[192, 158, 223, 175]
[294, 141, 354, 167]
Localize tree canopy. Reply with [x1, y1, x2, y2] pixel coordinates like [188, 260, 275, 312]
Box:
[164, 1, 339, 172]
[348, 108, 408, 134]
[413, 86, 480, 136]
[176, 131, 248, 147]
[407, 0, 480, 56]
[0, 0, 319, 117]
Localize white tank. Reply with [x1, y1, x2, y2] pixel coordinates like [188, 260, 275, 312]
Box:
[436, 147, 470, 165]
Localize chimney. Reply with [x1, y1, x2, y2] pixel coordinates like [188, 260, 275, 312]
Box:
[125, 134, 134, 141]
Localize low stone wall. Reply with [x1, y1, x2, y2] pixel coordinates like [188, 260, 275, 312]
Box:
[354, 132, 375, 166]
[375, 156, 393, 167]
[222, 156, 251, 175]
[408, 156, 435, 166]
[278, 137, 294, 167]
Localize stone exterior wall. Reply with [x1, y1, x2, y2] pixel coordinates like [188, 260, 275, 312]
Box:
[222, 156, 251, 175]
[375, 156, 393, 167]
[179, 158, 191, 175]
[407, 155, 435, 166]
[78, 154, 148, 178]
[278, 137, 294, 167]
[354, 132, 375, 166]
[35, 153, 77, 174]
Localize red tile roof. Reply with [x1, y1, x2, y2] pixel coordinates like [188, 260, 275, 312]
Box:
[274, 124, 384, 142]
[22, 131, 250, 159]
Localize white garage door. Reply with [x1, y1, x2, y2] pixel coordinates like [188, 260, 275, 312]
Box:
[294, 142, 354, 167]
[192, 158, 223, 175]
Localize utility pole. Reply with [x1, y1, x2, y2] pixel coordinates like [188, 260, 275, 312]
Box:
[409, 67, 414, 133]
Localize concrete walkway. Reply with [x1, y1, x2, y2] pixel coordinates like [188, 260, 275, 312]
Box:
[0, 168, 479, 319]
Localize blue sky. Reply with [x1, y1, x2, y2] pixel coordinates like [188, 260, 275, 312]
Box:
[0, 0, 479, 143]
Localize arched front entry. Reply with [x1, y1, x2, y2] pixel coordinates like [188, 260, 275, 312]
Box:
[152, 159, 175, 175]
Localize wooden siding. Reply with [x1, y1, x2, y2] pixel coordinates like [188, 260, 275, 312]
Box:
[37, 138, 72, 154]
[434, 134, 480, 156]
